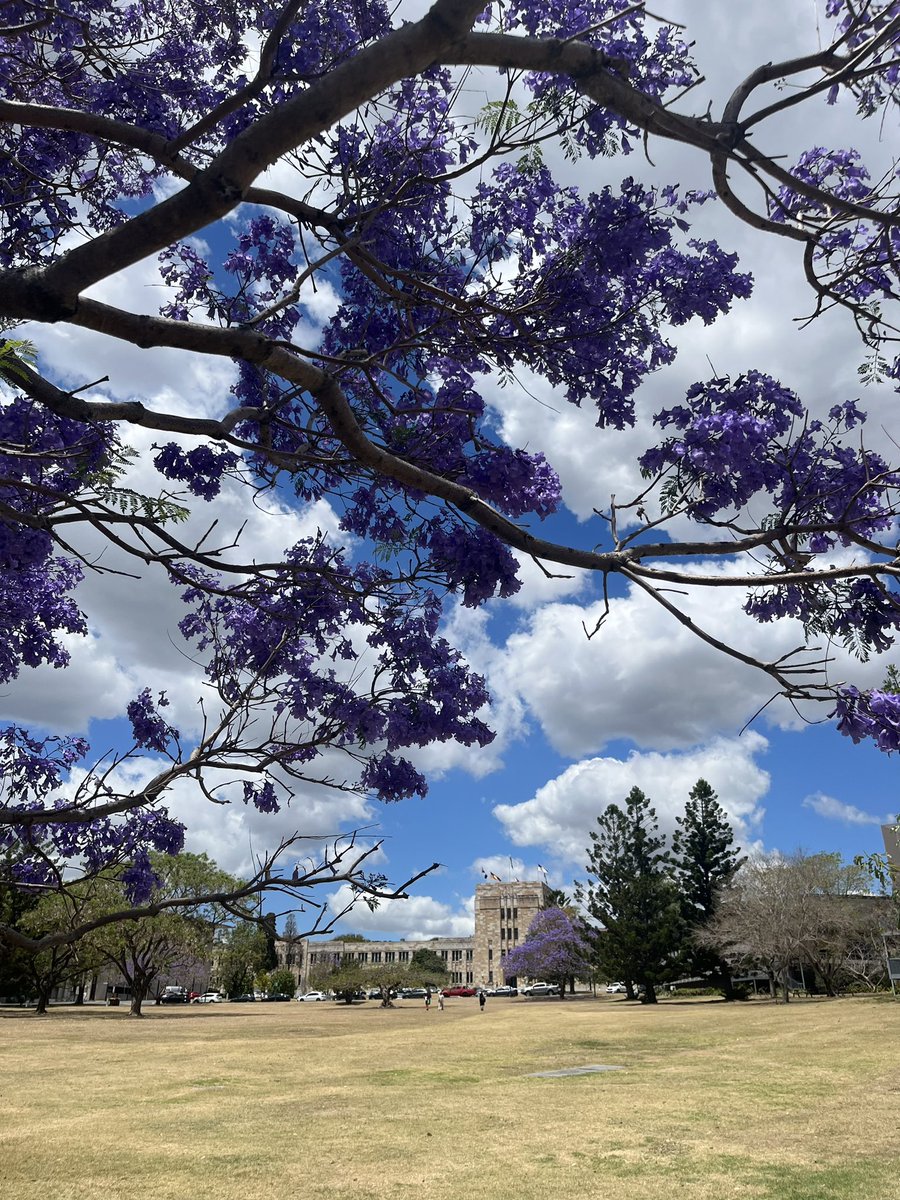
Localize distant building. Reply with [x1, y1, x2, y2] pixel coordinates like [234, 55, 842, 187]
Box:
[278, 879, 553, 991]
[473, 880, 553, 987]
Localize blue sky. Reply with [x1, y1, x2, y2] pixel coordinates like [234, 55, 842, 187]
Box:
[3, 1, 898, 939]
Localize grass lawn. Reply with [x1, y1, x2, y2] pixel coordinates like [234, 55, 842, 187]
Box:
[1, 992, 898, 1200]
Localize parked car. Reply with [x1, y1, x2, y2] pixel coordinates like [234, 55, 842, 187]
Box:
[491, 985, 518, 997]
[299, 991, 327, 1002]
[159, 986, 188, 1004]
[267, 992, 292, 1002]
[229, 993, 256, 1002]
[192, 991, 224, 1004]
[398, 987, 427, 999]
[441, 986, 477, 997]
[521, 982, 558, 996]
[605, 982, 627, 994]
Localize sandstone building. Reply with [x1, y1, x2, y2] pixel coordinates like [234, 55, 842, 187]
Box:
[281, 879, 553, 992]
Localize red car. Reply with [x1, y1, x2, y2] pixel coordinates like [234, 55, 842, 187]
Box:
[441, 986, 477, 997]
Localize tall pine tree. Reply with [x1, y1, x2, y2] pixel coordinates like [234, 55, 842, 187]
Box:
[579, 787, 687, 1004]
[672, 779, 744, 998]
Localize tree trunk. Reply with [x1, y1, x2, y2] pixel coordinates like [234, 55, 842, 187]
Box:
[34, 987, 51, 1015]
[129, 980, 150, 1017]
[641, 983, 658, 1004]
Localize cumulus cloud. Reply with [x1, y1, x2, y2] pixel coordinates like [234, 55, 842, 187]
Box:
[481, 550, 897, 759]
[801, 792, 893, 827]
[494, 733, 770, 866]
[54, 752, 379, 880]
[323, 882, 475, 940]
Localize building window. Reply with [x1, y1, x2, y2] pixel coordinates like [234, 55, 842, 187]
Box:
[513, 928, 518, 940]
[466, 971, 472, 983]
[385, 951, 395, 963]
[488, 970, 494, 983]
[440, 950, 448, 960]
[488, 947, 493, 961]
[359, 952, 368, 963]
[399, 951, 409, 962]
[466, 949, 473, 961]
[452, 950, 462, 961]
[372, 952, 382, 963]
[500, 927, 505, 940]
[513, 908, 518, 920]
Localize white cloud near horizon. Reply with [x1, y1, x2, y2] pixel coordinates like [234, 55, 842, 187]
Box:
[494, 733, 770, 866]
[323, 882, 475, 940]
[801, 792, 894, 827]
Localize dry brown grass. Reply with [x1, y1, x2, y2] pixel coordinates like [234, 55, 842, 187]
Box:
[1, 993, 898, 1200]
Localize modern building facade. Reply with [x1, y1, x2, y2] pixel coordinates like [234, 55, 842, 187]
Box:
[280, 879, 553, 992]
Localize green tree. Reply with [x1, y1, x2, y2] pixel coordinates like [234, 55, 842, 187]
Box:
[409, 947, 448, 983]
[216, 921, 269, 998]
[309, 957, 368, 1003]
[18, 883, 106, 1013]
[268, 967, 297, 997]
[86, 852, 245, 1015]
[0, 848, 40, 1003]
[579, 787, 688, 1004]
[672, 779, 745, 998]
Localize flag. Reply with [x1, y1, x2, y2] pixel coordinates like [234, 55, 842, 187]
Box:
[490, 872, 502, 882]
[537, 863, 547, 876]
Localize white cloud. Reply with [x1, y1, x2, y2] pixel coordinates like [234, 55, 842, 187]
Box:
[323, 882, 474, 940]
[55, 752, 379, 880]
[481, 549, 897, 759]
[801, 792, 893, 827]
[494, 734, 770, 866]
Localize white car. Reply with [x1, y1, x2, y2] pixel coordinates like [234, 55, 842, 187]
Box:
[193, 991, 224, 1003]
[521, 982, 558, 996]
[299, 991, 327, 1002]
[605, 982, 627, 994]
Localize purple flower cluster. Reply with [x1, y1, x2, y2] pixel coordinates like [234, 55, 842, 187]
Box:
[176, 538, 494, 803]
[0, 396, 120, 682]
[0, 720, 185, 903]
[824, 2, 900, 116]
[126, 689, 180, 754]
[834, 686, 900, 752]
[241, 780, 280, 814]
[152, 442, 240, 500]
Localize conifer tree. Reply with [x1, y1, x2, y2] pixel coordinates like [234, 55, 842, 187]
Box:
[672, 779, 745, 998]
[579, 787, 687, 1004]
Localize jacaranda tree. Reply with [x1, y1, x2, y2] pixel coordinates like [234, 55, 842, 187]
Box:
[502, 905, 593, 996]
[2, 1, 900, 951]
